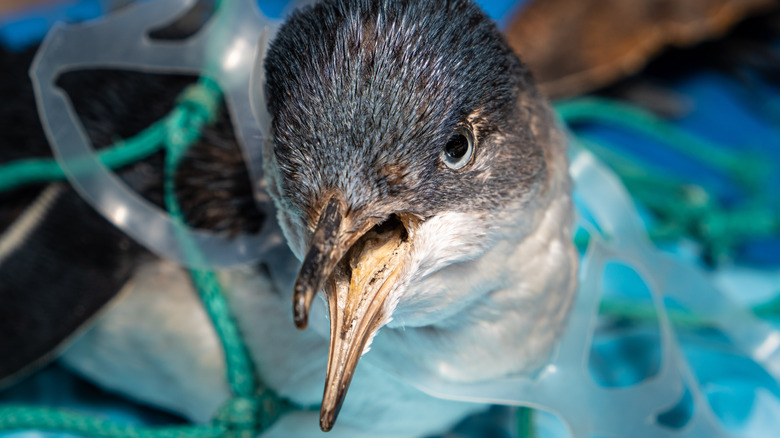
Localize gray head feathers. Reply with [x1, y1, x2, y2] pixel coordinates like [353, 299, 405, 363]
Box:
[264, 0, 555, 233]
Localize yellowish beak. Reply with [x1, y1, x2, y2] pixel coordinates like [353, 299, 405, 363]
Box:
[291, 196, 412, 432]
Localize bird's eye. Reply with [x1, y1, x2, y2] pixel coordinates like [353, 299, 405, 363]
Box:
[440, 127, 475, 170]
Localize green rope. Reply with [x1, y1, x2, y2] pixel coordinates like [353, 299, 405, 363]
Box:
[516, 407, 536, 438]
[0, 407, 225, 438]
[0, 122, 166, 192]
[161, 76, 261, 400]
[560, 98, 780, 263]
[161, 76, 292, 435]
[556, 97, 771, 191]
[598, 300, 720, 329]
[752, 292, 780, 319]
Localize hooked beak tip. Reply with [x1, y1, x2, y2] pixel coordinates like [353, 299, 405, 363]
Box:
[293, 313, 309, 330]
[291, 196, 346, 331]
[292, 293, 310, 329]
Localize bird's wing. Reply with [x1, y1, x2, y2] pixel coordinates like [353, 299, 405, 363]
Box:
[0, 183, 145, 387]
[0, 47, 185, 387]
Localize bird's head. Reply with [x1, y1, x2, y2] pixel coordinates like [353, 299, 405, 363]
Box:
[262, 0, 571, 431]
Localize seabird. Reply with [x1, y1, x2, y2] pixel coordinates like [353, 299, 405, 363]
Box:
[262, 0, 578, 430]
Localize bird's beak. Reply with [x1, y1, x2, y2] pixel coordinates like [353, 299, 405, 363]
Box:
[292, 196, 413, 432]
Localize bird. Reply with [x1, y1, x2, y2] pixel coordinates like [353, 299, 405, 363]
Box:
[0, 0, 578, 436]
[261, 0, 578, 430]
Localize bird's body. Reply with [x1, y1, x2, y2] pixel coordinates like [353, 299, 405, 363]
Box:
[1, 0, 578, 436]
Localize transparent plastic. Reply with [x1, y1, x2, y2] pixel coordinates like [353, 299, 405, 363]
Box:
[30, 0, 292, 268]
[368, 144, 780, 438]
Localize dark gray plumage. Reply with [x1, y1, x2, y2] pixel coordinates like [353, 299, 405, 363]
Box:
[264, 0, 550, 227]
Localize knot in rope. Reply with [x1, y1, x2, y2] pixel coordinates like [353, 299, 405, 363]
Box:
[164, 77, 222, 162]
